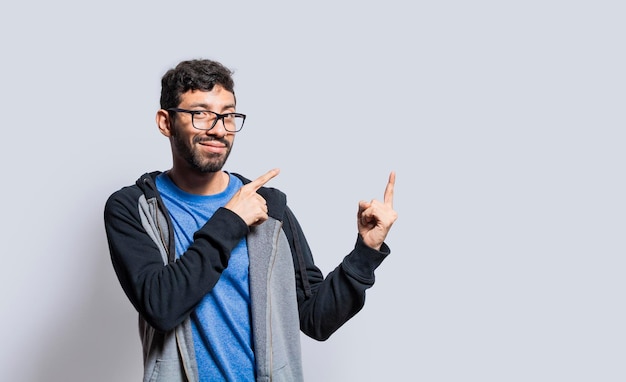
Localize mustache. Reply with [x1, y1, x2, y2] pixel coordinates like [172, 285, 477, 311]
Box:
[193, 136, 230, 147]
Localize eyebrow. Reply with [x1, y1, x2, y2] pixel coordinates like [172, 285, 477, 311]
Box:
[187, 102, 236, 112]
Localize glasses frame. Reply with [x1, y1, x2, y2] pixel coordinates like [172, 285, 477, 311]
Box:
[167, 108, 246, 132]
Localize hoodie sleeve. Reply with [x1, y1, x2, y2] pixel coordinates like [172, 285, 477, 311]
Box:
[282, 206, 390, 341]
[103, 186, 249, 332]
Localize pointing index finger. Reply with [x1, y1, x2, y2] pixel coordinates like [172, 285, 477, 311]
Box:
[250, 168, 280, 191]
[384, 171, 395, 207]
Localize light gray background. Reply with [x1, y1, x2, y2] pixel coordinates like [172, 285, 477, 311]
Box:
[1, 1, 624, 381]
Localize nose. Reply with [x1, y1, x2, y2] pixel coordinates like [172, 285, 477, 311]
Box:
[207, 117, 229, 138]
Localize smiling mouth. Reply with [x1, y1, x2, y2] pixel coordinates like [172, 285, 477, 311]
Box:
[197, 139, 229, 155]
[196, 137, 229, 147]
[199, 141, 224, 147]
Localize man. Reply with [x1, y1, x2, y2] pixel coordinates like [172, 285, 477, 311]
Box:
[104, 58, 397, 382]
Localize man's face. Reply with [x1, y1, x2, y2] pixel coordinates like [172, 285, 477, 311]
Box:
[170, 86, 236, 173]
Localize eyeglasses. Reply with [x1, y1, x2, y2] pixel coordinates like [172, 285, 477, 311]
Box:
[167, 108, 246, 132]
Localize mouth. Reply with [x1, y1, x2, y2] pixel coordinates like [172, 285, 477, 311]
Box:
[197, 138, 229, 154]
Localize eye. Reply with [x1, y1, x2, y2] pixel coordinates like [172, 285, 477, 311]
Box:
[194, 111, 214, 120]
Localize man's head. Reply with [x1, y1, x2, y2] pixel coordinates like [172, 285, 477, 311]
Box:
[156, 59, 239, 175]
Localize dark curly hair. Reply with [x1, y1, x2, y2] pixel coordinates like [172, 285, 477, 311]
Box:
[160, 59, 235, 110]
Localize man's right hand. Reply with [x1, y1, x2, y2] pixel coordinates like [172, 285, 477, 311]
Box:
[224, 168, 280, 226]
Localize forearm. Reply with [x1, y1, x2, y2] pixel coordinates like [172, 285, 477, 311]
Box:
[297, 235, 390, 341]
[105, 199, 248, 331]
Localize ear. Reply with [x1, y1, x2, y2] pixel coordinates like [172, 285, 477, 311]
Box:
[156, 109, 173, 137]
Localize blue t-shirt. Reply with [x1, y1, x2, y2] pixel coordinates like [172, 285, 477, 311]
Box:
[156, 172, 255, 381]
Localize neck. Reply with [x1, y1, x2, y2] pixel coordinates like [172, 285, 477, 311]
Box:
[166, 167, 229, 195]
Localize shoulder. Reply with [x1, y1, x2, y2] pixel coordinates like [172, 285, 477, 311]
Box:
[104, 172, 162, 214]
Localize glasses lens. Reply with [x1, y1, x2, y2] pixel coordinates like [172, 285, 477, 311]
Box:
[192, 111, 217, 130]
[227, 114, 245, 132]
[191, 112, 245, 132]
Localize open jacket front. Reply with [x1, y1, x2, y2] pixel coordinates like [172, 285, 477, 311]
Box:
[104, 172, 390, 382]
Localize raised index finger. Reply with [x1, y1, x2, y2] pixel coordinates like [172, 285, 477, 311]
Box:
[249, 168, 280, 191]
[384, 171, 395, 206]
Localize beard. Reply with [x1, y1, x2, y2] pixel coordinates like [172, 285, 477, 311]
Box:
[171, 129, 233, 173]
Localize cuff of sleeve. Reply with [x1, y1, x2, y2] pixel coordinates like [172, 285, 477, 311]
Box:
[341, 234, 391, 283]
[194, 207, 249, 246]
